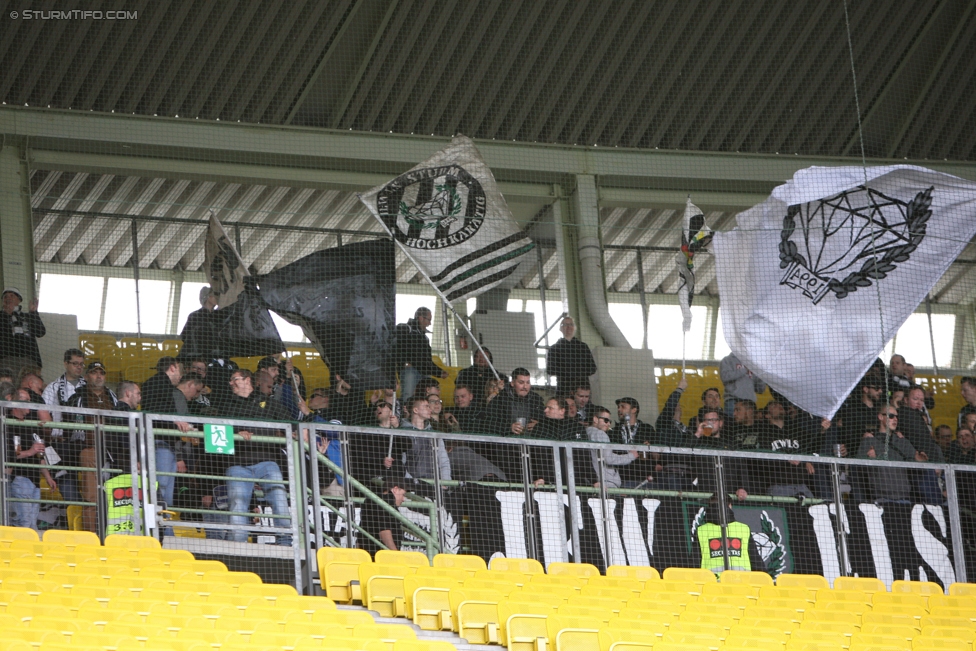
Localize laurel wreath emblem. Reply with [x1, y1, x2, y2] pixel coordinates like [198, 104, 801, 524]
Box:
[779, 186, 933, 300]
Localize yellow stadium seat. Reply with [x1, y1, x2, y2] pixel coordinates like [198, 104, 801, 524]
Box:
[778, 574, 831, 590]
[849, 634, 913, 650]
[0, 525, 41, 544]
[502, 602, 557, 644]
[8, 539, 68, 557]
[273, 595, 337, 617]
[238, 581, 298, 602]
[723, 636, 786, 650]
[677, 612, 737, 630]
[584, 577, 644, 593]
[683, 601, 743, 619]
[567, 594, 627, 611]
[787, 629, 849, 649]
[247, 631, 313, 648]
[662, 567, 717, 584]
[804, 609, 862, 626]
[744, 605, 804, 623]
[734, 617, 799, 637]
[413, 586, 454, 631]
[891, 581, 944, 596]
[547, 562, 600, 578]
[603, 627, 659, 648]
[799, 619, 859, 635]
[860, 617, 921, 633]
[654, 644, 711, 651]
[930, 606, 976, 622]
[556, 627, 602, 651]
[606, 565, 659, 582]
[721, 570, 774, 587]
[557, 605, 616, 623]
[318, 547, 372, 603]
[361, 564, 417, 617]
[490, 558, 545, 575]
[702, 582, 760, 600]
[407, 575, 464, 621]
[817, 589, 873, 606]
[170, 560, 228, 578]
[911, 640, 970, 651]
[42, 529, 100, 548]
[834, 577, 886, 593]
[70, 632, 140, 648]
[920, 616, 976, 630]
[354, 622, 417, 645]
[608, 642, 656, 651]
[433, 554, 487, 574]
[760, 586, 819, 603]
[918, 627, 976, 643]
[662, 631, 723, 650]
[104, 534, 161, 552]
[377, 549, 430, 567]
[472, 569, 531, 588]
[873, 593, 929, 611]
[394, 641, 458, 651]
[948, 583, 976, 597]
[455, 589, 503, 644]
[528, 574, 584, 591]
[580, 585, 641, 600]
[928, 595, 974, 611]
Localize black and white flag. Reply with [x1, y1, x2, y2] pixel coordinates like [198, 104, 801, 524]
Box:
[359, 135, 535, 303]
[714, 165, 976, 418]
[676, 197, 712, 332]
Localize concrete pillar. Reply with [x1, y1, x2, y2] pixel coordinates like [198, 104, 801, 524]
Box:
[0, 142, 36, 302]
[553, 190, 600, 348]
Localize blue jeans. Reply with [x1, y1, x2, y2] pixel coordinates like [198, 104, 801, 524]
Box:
[400, 366, 422, 401]
[156, 446, 176, 507]
[226, 461, 291, 544]
[9, 476, 41, 532]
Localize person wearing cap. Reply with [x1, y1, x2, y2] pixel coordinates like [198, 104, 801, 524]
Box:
[0, 287, 45, 376]
[545, 316, 597, 394]
[611, 396, 657, 488]
[65, 361, 122, 533]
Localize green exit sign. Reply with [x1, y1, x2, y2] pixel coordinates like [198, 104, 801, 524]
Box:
[204, 424, 235, 455]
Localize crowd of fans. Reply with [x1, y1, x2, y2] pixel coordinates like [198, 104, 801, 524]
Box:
[3, 285, 976, 541]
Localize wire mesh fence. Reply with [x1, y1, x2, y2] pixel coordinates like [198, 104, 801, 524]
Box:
[10, 396, 973, 592]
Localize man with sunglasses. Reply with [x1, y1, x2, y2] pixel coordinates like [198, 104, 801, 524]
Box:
[857, 403, 928, 504]
[586, 405, 639, 489]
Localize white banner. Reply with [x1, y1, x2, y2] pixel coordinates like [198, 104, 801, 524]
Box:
[714, 165, 976, 418]
[359, 135, 535, 303]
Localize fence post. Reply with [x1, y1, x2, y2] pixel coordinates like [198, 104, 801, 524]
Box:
[93, 413, 108, 542]
[596, 448, 614, 568]
[127, 412, 144, 537]
[944, 464, 968, 585]
[144, 416, 160, 538]
[564, 446, 582, 563]
[0, 408, 7, 526]
[552, 445, 568, 563]
[339, 430, 356, 549]
[830, 458, 851, 577]
[520, 443, 539, 561]
[714, 454, 730, 572]
[430, 436, 446, 557]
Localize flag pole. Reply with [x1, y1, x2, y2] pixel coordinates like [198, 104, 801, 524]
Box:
[366, 201, 503, 382]
[681, 331, 687, 379]
[926, 295, 939, 376]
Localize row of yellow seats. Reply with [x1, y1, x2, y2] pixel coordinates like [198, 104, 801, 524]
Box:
[410, 579, 976, 649]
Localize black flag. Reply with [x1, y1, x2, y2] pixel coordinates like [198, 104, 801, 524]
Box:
[212, 284, 286, 358]
[256, 239, 397, 390]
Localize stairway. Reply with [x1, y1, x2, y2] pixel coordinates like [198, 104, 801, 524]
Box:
[339, 604, 507, 651]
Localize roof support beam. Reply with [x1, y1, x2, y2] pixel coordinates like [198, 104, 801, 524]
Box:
[7, 108, 975, 188]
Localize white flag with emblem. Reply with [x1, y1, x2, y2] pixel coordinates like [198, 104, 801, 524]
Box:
[713, 165, 976, 418]
[358, 135, 535, 303]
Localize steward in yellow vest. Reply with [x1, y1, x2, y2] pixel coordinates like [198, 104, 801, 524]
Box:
[696, 495, 765, 574]
[105, 473, 155, 535]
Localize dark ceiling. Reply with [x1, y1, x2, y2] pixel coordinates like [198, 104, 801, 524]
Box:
[3, 0, 975, 160]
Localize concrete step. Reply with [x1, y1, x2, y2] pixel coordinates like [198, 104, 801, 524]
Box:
[340, 604, 506, 651]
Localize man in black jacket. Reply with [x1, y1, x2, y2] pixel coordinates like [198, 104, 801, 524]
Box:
[0, 288, 45, 375]
[216, 368, 292, 545]
[142, 357, 183, 414]
[545, 317, 597, 393]
[394, 307, 448, 401]
[611, 397, 656, 488]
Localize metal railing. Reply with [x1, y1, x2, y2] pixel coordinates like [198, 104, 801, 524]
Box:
[3, 400, 973, 592]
